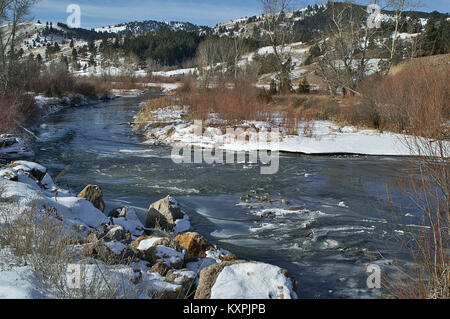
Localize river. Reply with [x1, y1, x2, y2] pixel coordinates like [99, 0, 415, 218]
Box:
[32, 94, 420, 299]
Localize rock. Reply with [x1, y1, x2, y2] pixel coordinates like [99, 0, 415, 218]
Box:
[174, 232, 211, 261]
[195, 261, 298, 299]
[108, 208, 123, 218]
[195, 261, 247, 299]
[255, 196, 269, 202]
[149, 261, 171, 276]
[131, 236, 171, 251]
[105, 225, 125, 241]
[0, 135, 17, 148]
[0, 136, 33, 159]
[281, 199, 289, 205]
[219, 254, 238, 262]
[85, 232, 100, 244]
[166, 269, 197, 298]
[288, 206, 303, 211]
[77, 184, 105, 212]
[9, 161, 47, 182]
[240, 195, 252, 203]
[131, 236, 184, 268]
[0, 168, 18, 181]
[248, 205, 262, 210]
[108, 207, 128, 218]
[145, 196, 184, 231]
[147, 273, 184, 299]
[81, 240, 135, 264]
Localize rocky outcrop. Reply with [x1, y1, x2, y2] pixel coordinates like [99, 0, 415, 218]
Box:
[77, 184, 106, 212]
[174, 232, 211, 261]
[145, 195, 184, 231]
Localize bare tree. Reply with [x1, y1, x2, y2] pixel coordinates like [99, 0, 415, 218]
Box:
[196, 37, 220, 88]
[259, 0, 294, 94]
[315, 1, 379, 96]
[0, 0, 38, 92]
[381, 0, 421, 73]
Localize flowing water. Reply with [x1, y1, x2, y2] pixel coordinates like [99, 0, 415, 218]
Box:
[32, 94, 420, 299]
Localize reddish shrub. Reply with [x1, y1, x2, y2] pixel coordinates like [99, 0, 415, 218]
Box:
[0, 93, 38, 133]
[189, 77, 270, 123]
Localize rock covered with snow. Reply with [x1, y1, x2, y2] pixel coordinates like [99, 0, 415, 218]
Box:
[0, 135, 34, 159]
[195, 260, 298, 299]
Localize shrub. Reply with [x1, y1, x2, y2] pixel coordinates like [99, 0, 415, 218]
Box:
[345, 58, 449, 134]
[0, 92, 39, 133]
[189, 76, 270, 123]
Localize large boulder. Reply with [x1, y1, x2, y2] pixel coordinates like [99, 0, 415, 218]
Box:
[195, 261, 298, 299]
[174, 232, 211, 261]
[145, 196, 184, 231]
[77, 184, 105, 212]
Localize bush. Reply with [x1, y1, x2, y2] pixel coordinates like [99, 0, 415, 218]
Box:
[189, 76, 270, 123]
[0, 92, 38, 133]
[345, 58, 450, 134]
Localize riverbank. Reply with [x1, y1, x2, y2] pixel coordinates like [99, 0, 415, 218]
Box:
[0, 159, 298, 299]
[133, 102, 446, 157]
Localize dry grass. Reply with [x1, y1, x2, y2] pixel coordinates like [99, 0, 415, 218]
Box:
[0, 92, 38, 133]
[133, 97, 177, 129]
[187, 77, 271, 123]
[375, 57, 449, 299]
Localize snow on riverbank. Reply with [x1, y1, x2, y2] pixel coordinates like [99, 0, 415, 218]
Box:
[0, 159, 298, 299]
[135, 105, 442, 157]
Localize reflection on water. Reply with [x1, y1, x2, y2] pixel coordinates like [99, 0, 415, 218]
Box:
[32, 95, 419, 298]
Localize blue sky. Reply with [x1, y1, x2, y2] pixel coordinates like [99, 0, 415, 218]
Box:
[31, 0, 450, 29]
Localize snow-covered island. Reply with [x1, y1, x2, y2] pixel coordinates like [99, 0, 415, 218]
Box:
[0, 160, 298, 299]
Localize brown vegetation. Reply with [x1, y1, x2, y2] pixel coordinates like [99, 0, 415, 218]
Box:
[342, 56, 449, 135]
[181, 76, 271, 123]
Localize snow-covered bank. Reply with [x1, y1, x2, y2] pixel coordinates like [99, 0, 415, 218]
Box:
[0, 160, 298, 299]
[134, 104, 446, 157]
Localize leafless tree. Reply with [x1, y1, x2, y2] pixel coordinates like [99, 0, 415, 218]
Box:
[382, 0, 421, 73]
[196, 37, 220, 88]
[315, 1, 380, 96]
[0, 0, 38, 93]
[259, 0, 294, 94]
